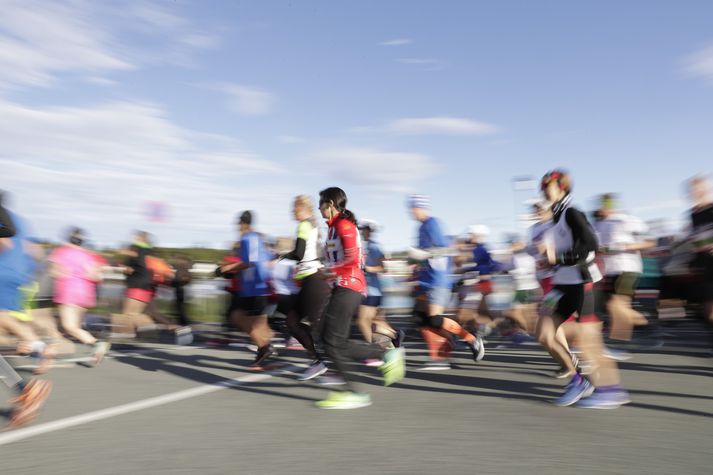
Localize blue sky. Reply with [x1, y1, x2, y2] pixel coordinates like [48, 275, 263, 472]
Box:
[1, 0, 711, 251]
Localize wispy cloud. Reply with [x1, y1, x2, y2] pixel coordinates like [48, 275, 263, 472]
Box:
[123, 2, 220, 65]
[381, 38, 413, 46]
[308, 146, 440, 192]
[396, 58, 446, 70]
[0, 1, 133, 89]
[682, 44, 713, 82]
[387, 117, 499, 136]
[0, 98, 286, 245]
[214, 83, 276, 116]
[85, 76, 118, 87]
[129, 4, 188, 30]
[0, 0, 219, 90]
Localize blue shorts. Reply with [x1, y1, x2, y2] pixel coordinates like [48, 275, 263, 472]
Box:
[0, 282, 21, 311]
[362, 295, 382, 307]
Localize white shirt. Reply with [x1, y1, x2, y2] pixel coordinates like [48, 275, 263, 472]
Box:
[527, 220, 554, 280]
[510, 252, 540, 290]
[595, 213, 647, 275]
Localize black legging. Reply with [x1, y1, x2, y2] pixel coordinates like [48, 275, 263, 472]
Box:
[287, 273, 330, 360]
[174, 286, 189, 326]
[321, 287, 385, 392]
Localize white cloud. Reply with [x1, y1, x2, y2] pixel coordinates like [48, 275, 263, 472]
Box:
[129, 4, 188, 30]
[308, 146, 440, 192]
[0, 0, 133, 89]
[682, 44, 713, 82]
[123, 3, 220, 62]
[0, 0, 219, 90]
[396, 58, 446, 70]
[216, 83, 276, 116]
[387, 117, 499, 136]
[0, 98, 287, 246]
[381, 38, 413, 46]
[85, 76, 119, 87]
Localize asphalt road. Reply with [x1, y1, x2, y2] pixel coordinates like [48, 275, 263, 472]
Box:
[0, 318, 711, 475]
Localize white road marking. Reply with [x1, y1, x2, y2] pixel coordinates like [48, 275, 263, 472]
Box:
[0, 364, 301, 447]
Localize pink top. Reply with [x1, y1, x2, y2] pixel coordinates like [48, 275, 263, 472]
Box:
[49, 245, 99, 308]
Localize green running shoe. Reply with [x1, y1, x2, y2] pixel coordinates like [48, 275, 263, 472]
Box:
[315, 391, 372, 410]
[380, 347, 406, 386]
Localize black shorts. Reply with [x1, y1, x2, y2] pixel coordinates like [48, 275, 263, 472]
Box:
[34, 298, 55, 310]
[274, 293, 297, 318]
[235, 295, 268, 317]
[228, 293, 241, 313]
[362, 295, 382, 307]
[550, 283, 598, 325]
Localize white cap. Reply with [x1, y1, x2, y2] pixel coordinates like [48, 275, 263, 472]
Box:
[467, 224, 490, 237]
[358, 219, 380, 232]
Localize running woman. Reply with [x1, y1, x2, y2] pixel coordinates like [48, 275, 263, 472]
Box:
[0, 196, 52, 428]
[594, 193, 656, 359]
[538, 169, 630, 408]
[219, 211, 275, 367]
[279, 195, 331, 380]
[356, 219, 401, 353]
[526, 200, 578, 378]
[49, 227, 110, 365]
[0, 205, 54, 373]
[407, 194, 484, 370]
[113, 230, 155, 334]
[315, 187, 405, 409]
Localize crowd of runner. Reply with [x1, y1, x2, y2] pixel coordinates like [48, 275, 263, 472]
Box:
[1, 170, 711, 423]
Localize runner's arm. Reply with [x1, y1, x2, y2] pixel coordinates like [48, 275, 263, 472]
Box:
[558, 208, 598, 265]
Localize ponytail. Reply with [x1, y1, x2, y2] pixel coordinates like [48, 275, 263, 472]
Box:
[319, 187, 357, 224]
[341, 209, 357, 225]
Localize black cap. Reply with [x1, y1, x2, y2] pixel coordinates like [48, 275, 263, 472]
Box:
[67, 226, 86, 246]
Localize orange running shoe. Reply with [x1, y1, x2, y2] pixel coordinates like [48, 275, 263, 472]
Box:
[8, 379, 53, 428]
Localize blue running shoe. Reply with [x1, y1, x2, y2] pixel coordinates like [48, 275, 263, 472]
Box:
[553, 377, 594, 406]
[297, 360, 328, 381]
[511, 332, 536, 345]
[576, 389, 631, 409]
